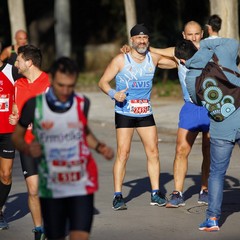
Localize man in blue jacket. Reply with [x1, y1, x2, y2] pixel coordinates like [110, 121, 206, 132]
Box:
[175, 37, 240, 232]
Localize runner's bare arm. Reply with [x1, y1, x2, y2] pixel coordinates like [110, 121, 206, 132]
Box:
[151, 52, 177, 69]
[0, 46, 11, 61]
[149, 46, 175, 58]
[86, 126, 114, 160]
[98, 54, 127, 102]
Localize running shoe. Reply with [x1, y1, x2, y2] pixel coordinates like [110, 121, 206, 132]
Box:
[198, 189, 208, 205]
[33, 227, 46, 240]
[166, 191, 185, 208]
[150, 190, 167, 206]
[112, 194, 127, 210]
[199, 217, 220, 232]
[0, 211, 8, 230]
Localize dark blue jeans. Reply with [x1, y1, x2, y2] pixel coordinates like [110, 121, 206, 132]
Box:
[206, 131, 240, 219]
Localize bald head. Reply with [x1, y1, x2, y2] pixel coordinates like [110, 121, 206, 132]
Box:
[15, 30, 28, 47]
[183, 21, 202, 32]
[182, 21, 203, 48]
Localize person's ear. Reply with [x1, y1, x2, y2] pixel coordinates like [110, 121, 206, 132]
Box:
[130, 38, 133, 46]
[26, 59, 33, 68]
[182, 31, 186, 39]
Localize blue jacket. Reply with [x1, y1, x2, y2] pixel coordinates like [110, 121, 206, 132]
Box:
[185, 38, 240, 141]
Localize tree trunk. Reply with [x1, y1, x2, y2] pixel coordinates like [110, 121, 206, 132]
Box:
[54, 0, 71, 58]
[176, 0, 183, 32]
[7, 0, 27, 44]
[209, 0, 239, 39]
[124, 0, 137, 44]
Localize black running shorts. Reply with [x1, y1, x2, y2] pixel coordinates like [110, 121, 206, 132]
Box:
[0, 133, 15, 159]
[20, 152, 39, 179]
[40, 194, 94, 239]
[115, 112, 156, 128]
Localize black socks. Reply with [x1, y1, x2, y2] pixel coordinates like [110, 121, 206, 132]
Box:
[0, 181, 12, 208]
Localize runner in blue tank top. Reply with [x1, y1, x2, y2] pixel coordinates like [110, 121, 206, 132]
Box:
[114, 51, 155, 117]
[99, 24, 176, 210]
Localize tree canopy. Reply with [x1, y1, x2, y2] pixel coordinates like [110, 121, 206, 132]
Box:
[0, 0, 239, 73]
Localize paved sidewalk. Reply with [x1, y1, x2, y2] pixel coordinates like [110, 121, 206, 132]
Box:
[1, 92, 240, 240]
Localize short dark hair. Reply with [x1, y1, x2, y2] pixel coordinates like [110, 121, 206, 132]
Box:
[49, 57, 79, 80]
[207, 14, 222, 32]
[18, 45, 42, 68]
[175, 39, 198, 60]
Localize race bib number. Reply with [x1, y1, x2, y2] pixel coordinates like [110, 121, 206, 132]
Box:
[57, 172, 81, 183]
[0, 94, 9, 112]
[50, 159, 83, 183]
[129, 99, 151, 114]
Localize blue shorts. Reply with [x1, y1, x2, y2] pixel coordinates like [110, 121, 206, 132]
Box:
[178, 102, 210, 132]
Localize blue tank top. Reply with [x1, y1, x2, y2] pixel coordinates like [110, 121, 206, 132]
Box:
[115, 52, 155, 117]
[178, 61, 192, 102]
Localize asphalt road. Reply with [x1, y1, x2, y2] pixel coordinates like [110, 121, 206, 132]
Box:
[1, 92, 240, 240]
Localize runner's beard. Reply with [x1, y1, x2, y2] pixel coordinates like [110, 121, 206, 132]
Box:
[131, 42, 149, 54]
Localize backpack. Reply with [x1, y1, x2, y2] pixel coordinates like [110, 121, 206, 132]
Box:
[193, 54, 240, 122]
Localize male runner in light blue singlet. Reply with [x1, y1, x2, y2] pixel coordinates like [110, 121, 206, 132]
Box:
[98, 24, 176, 210]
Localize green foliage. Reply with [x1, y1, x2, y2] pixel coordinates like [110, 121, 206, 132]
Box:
[76, 72, 101, 92]
[153, 80, 182, 98]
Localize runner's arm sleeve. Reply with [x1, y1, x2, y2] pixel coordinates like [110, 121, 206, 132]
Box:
[83, 95, 90, 118]
[18, 97, 36, 128]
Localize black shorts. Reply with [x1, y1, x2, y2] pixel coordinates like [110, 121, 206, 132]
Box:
[40, 194, 94, 239]
[115, 113, 156, 128]
[20, 152, 39, 179]
[0, 133, 15, 159]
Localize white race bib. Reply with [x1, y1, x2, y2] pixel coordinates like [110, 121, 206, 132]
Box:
[0, 94, 9, 112]
[50, 159, 83, 184]
[129, 99, 151, 114]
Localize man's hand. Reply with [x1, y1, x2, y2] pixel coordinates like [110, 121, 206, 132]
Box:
[96, 142, 114, 160]
[27, 141, 42, 158]
[9, 102, 19, 125]
[115, 88, 128, 102]
[9, 113, 19, 125]
[120, 44, 131, 54]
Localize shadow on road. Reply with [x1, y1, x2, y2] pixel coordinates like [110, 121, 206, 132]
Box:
[122, 172, 240, 228]
[4, 192, 29, 222]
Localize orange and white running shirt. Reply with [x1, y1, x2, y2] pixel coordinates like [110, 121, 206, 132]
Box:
[15, 71, 50, 143]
